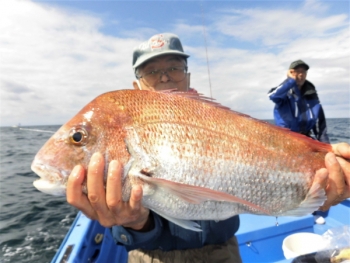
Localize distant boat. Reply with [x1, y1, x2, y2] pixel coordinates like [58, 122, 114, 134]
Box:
[12, 123, 21, 128]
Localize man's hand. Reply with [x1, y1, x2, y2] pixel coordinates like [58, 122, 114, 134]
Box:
[315, 143, 350, 211]
[66, 152, 151, 231]
[287, 69, 296, 79]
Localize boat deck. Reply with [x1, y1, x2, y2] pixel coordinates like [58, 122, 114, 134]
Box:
[52, 199, 350, 263]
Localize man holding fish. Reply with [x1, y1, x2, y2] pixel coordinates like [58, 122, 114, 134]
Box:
[64, 34, 350, 263]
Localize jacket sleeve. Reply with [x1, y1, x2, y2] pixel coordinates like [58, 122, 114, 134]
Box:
[110, 211, 163, 251]
[314, 106, 330, 143]
[268, 78, 299, 105]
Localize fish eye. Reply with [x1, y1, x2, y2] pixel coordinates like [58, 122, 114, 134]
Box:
[69, 127, 88, 146]
[72, 132, 82, 142]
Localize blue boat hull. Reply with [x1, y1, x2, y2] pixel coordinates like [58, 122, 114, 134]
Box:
[52, 200, 350, 263]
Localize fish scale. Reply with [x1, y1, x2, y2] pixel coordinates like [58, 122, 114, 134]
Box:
[32, 89, 332, 231]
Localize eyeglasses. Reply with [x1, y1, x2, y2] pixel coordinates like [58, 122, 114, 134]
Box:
[292, 68, 307, 75]
[137, 66, 188, 86]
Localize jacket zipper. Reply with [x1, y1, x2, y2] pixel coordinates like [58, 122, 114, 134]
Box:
[307, 103, 313, 119]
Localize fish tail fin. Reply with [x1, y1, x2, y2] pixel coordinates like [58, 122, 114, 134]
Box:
[280, 183, 326, 217]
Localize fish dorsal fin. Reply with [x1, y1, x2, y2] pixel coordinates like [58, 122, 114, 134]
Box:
[159, 89, 234, 111]
[159, 89, 332, 154]
[136, 173, 268, 214]
[282, 131, 332, 153]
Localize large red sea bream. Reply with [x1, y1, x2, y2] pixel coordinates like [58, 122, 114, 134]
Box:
[31, 90, 332, 231]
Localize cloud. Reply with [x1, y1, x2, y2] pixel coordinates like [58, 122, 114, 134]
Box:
[302, 0, 329, 13]
[0, 0, 138, 126]
[0, 0, 348, 127]
[2, 80, 32, 94]
[212, 3, 348, 47]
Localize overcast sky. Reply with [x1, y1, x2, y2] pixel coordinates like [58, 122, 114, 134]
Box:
[0, 0, 349, 126]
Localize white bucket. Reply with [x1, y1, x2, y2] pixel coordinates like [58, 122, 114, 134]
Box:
[282, 232, 327, 259]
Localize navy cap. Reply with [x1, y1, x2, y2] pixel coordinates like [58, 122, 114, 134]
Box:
[132, 33, 190, 70]
[289, 60, 310, 70]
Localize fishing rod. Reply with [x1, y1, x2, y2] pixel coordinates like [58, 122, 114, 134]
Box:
[200, 2, 213, 100]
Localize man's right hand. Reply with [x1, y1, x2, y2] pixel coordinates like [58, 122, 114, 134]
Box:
[66, 152, 151, 231]
[287, 69, 296, 79]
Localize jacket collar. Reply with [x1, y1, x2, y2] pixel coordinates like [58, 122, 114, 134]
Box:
[300, 80, 316, 96]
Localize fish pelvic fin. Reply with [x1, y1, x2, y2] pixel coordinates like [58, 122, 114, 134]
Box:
[150, 207, 202, 232]
[136, 174, 268, 214]
[279, 183, 326, 217]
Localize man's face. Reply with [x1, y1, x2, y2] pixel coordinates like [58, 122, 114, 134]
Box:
[291, 66, 307, 88]
[133, 55, 189, 91]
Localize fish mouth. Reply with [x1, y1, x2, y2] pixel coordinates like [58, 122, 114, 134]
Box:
[31, 160, 69, 196]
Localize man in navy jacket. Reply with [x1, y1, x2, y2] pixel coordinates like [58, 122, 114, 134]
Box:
[268, 60, 330, 143]
[111, 33, 241, 262]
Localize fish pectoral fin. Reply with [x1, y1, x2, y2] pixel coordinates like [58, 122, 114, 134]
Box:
[150, 207, 202, 232]
[142, 183, 156, 196]
[136, 174, 268, 214]
[280, 183, 326, 217]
